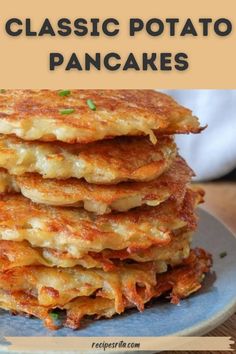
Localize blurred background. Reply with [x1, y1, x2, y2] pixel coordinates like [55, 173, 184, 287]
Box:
[161, 90, 236, 181]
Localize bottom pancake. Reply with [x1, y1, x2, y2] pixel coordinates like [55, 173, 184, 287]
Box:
[0, 248, 212, 330]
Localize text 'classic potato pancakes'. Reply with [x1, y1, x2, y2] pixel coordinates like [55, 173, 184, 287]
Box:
[0, 89, 212, 330]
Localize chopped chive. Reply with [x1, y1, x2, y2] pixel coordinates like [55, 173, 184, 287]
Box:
[59, 90, 71, 97]
[50, 312, 59, 320]
[87, 99, 96, 111]
[219, 251, 227, 258]
[59, 108, 75, 115]
[0, 89, 6, 94]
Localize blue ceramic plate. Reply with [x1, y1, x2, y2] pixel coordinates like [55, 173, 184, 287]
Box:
[0, 208, 236, 349]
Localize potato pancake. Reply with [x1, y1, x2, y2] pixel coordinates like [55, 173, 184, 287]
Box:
[0, 90, 202, 144]
[0, 135, 176, 183]
[0, 188, 203, 257]
[0, 248, 212, 330]
[0, 231, 191, 271]
[0, 156, 192, 213]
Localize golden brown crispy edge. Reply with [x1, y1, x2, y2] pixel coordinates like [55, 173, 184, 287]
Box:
[0, 90, 203, 143]
[0, 248, 212, 330]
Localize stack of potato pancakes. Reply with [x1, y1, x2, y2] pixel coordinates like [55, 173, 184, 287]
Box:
[0, 90, 212, 330]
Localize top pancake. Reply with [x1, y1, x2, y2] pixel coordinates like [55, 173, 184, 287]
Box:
[0, 90, 202, 143]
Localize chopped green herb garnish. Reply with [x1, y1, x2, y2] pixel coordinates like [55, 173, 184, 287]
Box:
[87, 99, 96, 111]
[59, 90, 71, 97]
[59, 108, 75, 115]
[0, 89, 6, 94]
[50, 312, 59, 320]
[219, 251, 227, 258]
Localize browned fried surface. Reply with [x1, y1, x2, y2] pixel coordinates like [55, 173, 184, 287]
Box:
[0, 90, 202, 143]
[0, 188, 204, 257]
[0, 259, 167, 311]
[0, 156, 192, 213]
[0, 248, 212, 330]
[0, 231, 191, 271]
[0, 134, 176, 183]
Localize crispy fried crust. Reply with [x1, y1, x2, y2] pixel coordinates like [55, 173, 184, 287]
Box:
[0, 248, 212, 330]
[0, 232, 191, 271]
[0, 90, 202, 143]
[0, 156, 192, 213]
[0, 189, 203, 257]
[0, 260, 166, 311]
[0, 134, 176, 183]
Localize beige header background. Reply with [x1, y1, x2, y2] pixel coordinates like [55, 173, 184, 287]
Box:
[0, 0, 236, 88]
